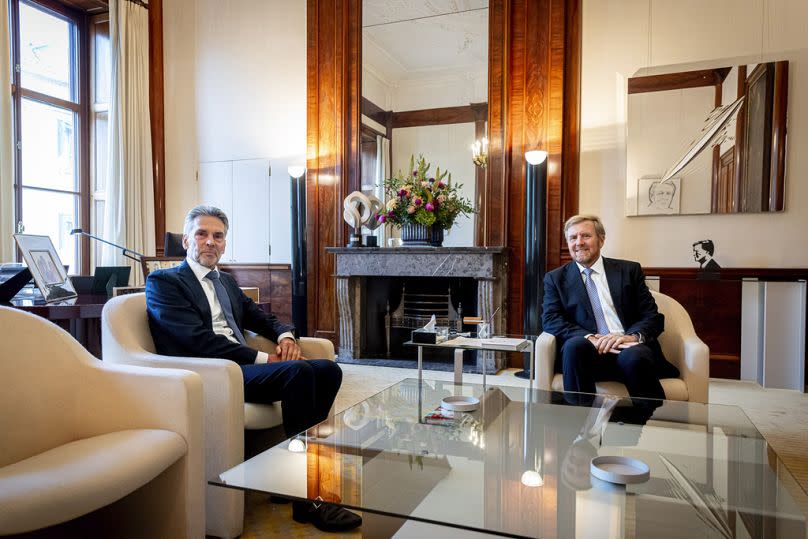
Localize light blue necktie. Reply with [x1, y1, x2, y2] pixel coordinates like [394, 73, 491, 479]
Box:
[206, 270, 246, 345]
[583, 267, 610, 335]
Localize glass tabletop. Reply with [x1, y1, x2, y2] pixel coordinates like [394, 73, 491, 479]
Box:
[212, 379, 807, 538]
[403, 332, 538, 352]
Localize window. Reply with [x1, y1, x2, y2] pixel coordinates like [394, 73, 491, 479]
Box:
[9, 0, 93, 273]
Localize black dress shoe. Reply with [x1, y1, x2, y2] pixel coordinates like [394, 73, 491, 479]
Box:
[292, 500, 362, 532]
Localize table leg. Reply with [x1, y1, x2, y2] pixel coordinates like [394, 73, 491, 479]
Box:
[418, 346, 423, 385]
[529, 347, 534, 391]
[454, 349, 463, 385]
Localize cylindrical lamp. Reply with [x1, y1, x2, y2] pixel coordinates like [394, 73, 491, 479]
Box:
[517, 150, 548, 379]
[289, 165, 308, 337]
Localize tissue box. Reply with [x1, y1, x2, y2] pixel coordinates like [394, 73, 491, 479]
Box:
[412, 327, 448, 344]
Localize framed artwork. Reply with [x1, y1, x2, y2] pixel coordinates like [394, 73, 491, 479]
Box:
[637, 177, 681, 215]
[13, 234, 77, 302]
[140, 256, 184, 278]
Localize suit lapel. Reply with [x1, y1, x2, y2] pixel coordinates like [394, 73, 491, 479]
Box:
[178, 262, 213, 325]
[603, 258, 626, 327]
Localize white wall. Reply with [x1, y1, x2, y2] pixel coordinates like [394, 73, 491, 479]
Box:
[162, 0, 307, 263]
[581, 0, 808, 268]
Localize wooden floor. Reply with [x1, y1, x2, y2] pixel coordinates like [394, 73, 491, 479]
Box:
[236, 364, 808, 538]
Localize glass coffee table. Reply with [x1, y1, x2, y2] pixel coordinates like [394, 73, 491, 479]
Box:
[211, 379, 807, 538]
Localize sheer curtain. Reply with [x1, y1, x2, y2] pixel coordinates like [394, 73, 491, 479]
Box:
[0, 0, 14, 262]
[374, 134, 390, 246]
[102, 0, 154, 285]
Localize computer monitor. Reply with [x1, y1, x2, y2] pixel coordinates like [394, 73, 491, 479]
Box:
[92, 266, 132, 295]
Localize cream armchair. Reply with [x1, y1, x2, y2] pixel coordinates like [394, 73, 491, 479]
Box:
[0, 306, 203, 538]
[101, 293, 336, 539]
[536, 290, 709, 403]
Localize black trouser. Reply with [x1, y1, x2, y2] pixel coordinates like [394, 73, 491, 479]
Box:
[556, 336, 665, 400]
[241, 360, 343, 437]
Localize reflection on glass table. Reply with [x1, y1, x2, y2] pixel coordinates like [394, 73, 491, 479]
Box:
[212, 378, 806, 538]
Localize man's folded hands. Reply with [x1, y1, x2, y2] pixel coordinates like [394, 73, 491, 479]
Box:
[586, 333, 640, 354]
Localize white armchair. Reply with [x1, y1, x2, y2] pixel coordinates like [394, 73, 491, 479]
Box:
[101, 293, 336, 539]
[536, 290, 709, 403]
[0, 306, 203, 538]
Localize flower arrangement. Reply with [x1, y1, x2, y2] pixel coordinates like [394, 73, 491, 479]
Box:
[378, 155, 475, 230]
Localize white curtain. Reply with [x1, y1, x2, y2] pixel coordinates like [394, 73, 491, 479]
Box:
[102, 0, 154, 285]
[0, 0, 14, 262]
[374, 135, 390, 246]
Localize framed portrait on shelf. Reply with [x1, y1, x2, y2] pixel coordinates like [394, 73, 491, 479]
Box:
[140, 256, 184, 278]
[13, 234, 77, 302]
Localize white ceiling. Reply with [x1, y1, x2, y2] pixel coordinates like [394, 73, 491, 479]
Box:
[362, 0, 488, 87]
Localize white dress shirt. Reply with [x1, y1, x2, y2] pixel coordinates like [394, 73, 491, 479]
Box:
[575, 256, 625, 335]
[186, 256, 294, 363]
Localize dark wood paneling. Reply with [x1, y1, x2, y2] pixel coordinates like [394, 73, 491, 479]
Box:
[733, 64, 747, 213]
[56, 0, 107, 12]
[306, 0, 361, 343]
[220, 263, 293, 325]
[361, 96, 391, 130]
[149, 0, 166, 255]
[487, 0, 581, 353]
[391, 105, 478, 128]
[628, 67, 731, 94]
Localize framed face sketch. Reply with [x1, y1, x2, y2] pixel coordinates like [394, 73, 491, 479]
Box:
[637, 177, 681, 215]
[13, 234, 77, 302]
[140, 256, 184, 278]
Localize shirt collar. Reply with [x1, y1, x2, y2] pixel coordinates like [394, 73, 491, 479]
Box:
[575, 255, 605, 276]
[186, 255, 218, 282]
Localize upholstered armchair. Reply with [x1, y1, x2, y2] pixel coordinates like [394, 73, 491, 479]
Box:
[101, 293, 336, 539]
[535, 290, 709, 403]
[0, 306, 203, 538]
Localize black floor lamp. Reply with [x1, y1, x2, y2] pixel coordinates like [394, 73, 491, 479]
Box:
[516, 150, 548, 379]
[289, 165, 308, 337]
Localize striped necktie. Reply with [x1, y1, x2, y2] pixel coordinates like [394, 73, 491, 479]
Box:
[583, 267, 610, 335]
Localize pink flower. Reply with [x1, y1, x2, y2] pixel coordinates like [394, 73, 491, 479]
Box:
[425, 203, 435, 212]
[407, 205, 416, 214]
[398, 189, 408, 197]
[414, 197, 422, 206]
[421, 181, 430, 188]
[387, 210, 394, 217]
[437, 181, 446, 188]
[377, 214, 386, 223]
[437, 194, 446, 203]
[412, 170, 418, 177]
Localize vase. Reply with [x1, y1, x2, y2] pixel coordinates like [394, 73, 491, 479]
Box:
[430, 227, 444, 247]
[400, 223, 431, 246]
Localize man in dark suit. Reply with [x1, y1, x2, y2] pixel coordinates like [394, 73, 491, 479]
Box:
[542, 214, 679, 400]
[146, 205, 360, 532]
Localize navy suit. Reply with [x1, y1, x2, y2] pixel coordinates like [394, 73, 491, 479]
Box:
[542, 258, 679, 400]
[146, 261, 342, 436]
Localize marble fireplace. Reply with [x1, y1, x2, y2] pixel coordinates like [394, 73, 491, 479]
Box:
[326, 247, 508, 372]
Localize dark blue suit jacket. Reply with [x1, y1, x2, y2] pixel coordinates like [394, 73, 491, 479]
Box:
[146, 261, 294, 365]
[542, 257, 679, 379]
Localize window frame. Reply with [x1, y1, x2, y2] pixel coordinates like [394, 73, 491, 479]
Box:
[9, 0, 92, 274]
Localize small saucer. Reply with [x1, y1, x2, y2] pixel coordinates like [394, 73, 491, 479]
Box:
[590, 456, 650, 484]
[441, 395, 480, 412]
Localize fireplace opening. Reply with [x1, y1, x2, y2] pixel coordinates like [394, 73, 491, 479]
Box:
[360, 276, 478, 364]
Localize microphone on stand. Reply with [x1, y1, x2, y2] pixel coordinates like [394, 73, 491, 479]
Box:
[69, 229, 144, 262]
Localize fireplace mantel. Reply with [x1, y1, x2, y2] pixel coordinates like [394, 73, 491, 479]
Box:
[326, 247, 509, 369]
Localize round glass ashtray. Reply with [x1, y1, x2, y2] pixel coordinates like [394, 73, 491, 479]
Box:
[441, 395, 480, 412]
[590, 456, 650, 484]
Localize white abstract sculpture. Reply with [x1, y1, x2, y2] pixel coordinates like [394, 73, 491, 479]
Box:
[343, 191, 383, 246]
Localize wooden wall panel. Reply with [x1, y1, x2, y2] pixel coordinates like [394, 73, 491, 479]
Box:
[220, 263, 293, 325]
[307, 0, 361, 342]
[149, 0, 166, 255]
[487, 0, 581, 344]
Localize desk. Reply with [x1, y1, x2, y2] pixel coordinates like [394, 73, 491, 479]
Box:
[5, 294, 274, 359]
